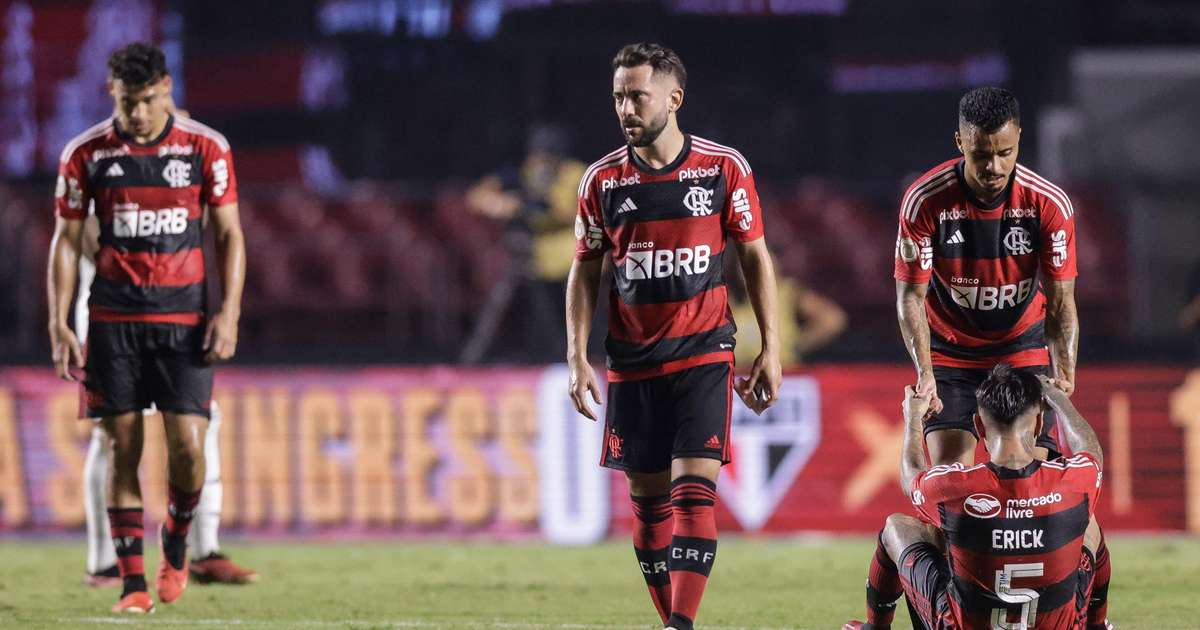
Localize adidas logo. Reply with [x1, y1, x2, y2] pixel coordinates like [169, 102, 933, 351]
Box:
[945, 229, 964, 245]
[105, 162, 125, 178]
[705, 435, 721, 449]
[617, 197, 638, 214]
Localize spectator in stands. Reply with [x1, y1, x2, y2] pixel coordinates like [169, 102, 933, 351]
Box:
[462, 123, 586, 362]
[729, 252, 847, 369]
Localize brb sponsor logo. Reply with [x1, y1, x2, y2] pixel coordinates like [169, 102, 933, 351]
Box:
[950, 278, 1033, 311]
[678, 165, 719, 182]
[601, 173, 640, 191]
[625, 245, 711, 280]
[1050, 229, 1068, 268]
[963, 493, 1002, 519]
[732, 188, 753, 230]
[683, 187, 714, 216]
[114, 207, 189, 238]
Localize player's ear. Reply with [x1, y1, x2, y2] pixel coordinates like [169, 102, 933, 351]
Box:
[954, 130, 964, 155]
[1033, 412, 1044, 444]
[669, 85, 684, 114]
[972, 413, 986, 441]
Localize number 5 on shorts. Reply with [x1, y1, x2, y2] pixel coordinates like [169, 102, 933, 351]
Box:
[992, 562, 1044, 630]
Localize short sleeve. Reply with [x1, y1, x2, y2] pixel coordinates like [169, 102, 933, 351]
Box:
[1059, 453, 1103, 515]
[911, 463, 974, 527]
[574, 176, 608, 261]
[202, 139, 237, 207]
[723, 162, 764, 242]
[1038, 192, 1077, 280]
[894, 198, 934, 284]
[55, 148, 90, 220]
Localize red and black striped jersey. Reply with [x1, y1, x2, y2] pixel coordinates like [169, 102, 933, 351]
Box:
[894, 159, 1077, 369]
[55, 115, 237, 325]
[575, 135, 764, 381]
[911, 453, 1102, 629]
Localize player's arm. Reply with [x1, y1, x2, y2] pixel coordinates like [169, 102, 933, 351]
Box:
[1044, 279, 1079, 395]
[204, 202, 245, 362]
[1038, 375, 1102, 465]
[566, 256, 603, 420]
[896, 280, 942, 413]
[734, 238, 782, 414]
[47, 216, 85, 380]
[899, 384, 935, 494]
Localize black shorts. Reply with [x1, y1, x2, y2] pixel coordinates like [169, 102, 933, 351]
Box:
[926, 365, 1059, 454]
[897, 542, 955, 630]
[83, 321, 213, 419]
[600, 362, 732, 473]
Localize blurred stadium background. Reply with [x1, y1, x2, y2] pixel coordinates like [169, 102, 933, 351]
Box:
[1, 1, 1199, 628]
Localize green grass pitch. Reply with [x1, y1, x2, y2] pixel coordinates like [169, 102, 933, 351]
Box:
[0, 536, 1196, 629]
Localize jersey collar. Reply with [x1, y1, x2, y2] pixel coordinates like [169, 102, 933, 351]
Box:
[955, 158, 1013, 211]
[628, 134, 692, 176]
[113, 113, 175, 147]
[986, 459, 1042, 479]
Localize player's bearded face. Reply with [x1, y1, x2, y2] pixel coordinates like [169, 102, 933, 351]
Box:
[613, 66, 674, 148]
[110, 78, 171, 138]
[622, 106, 669, 147]
[957, 121, 1020, 199]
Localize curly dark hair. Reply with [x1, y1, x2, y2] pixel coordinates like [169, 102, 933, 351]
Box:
[107, 42, 168, 87]
[958, 86, 1020, 133]
[976, 364, 1041, 425]
[612, 43, 687, 90]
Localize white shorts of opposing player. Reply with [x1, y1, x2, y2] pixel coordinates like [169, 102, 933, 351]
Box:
[83, 401, 226, 573]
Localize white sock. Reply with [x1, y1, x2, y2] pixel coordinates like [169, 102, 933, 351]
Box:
[83, 425, 116, 574]
[188, 400, 223, 559]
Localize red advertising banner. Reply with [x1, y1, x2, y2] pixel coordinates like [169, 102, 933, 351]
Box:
[1, 365, 1197, 540]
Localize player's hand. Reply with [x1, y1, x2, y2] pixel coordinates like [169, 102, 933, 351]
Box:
[568, 360, 603, 421]
[736, 348, 782, 415]
[49, 324, 84, 381]
[203, 310, 239, 363]
[1037, 374, 1071, 406]
[903, 385, 936, 424]
[915, 370, 944, 416]
[1049, 370, 1075, 396]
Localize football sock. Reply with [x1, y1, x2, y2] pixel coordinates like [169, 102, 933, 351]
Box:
[189, 402, 224, 559]
[108, 508, 146, 596]
[631, 493, 674, 624]
[667, 475, 718, 630]
[1087, 533, 1111, 628]
[864, 531, 901, 629]
[164, 485, 202, 569]
[84, 426, 117, 575]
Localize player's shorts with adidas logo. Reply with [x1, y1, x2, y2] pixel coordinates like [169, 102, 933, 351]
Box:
[575, 136, 763, 473]
[601, 362, 733, 473]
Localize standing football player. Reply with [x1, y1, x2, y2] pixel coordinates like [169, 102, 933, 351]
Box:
[77, 213, 257, 589]
[895, 87, 1079, 467]
[47, 42, 245, 614]
[566, 43, 782, 630]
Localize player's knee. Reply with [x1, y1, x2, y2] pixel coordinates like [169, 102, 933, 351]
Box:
[626, 470, 671, 496]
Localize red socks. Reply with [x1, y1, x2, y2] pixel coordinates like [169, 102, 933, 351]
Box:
[666, 475, 719, 630]
[631, 494, 674, 623]
[163, 485, 202, 569]
[865, 532, 901, 629]
[107, 507, 146, 596]
[1087, 534, 1111, 628]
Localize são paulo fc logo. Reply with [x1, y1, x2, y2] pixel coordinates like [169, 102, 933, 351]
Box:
[162, 158, 192, 188]
[1003, 226, 1033, 256]
[683, 186, 713, 216]
[964, 493, 1002, 519]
